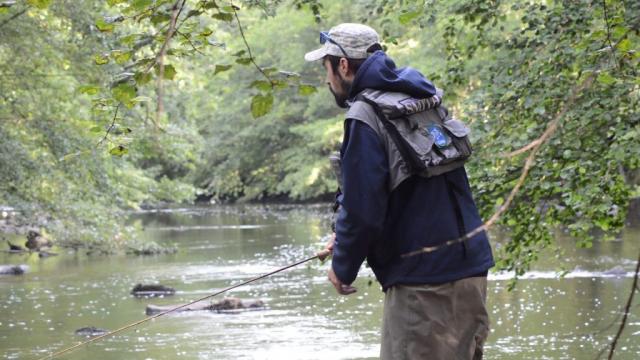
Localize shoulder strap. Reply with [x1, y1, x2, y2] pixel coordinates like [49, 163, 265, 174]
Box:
[355, 95, 427, 175]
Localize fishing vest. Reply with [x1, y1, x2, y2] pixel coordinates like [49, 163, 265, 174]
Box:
[342, 88, 472, 192]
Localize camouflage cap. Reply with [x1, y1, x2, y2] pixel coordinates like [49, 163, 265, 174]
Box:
[304, 23, 380, 61]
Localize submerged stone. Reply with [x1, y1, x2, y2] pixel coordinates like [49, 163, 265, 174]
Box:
[131, 283, 176, 297]
[75, 326, 109, 337]
[0, 264, 28, 275]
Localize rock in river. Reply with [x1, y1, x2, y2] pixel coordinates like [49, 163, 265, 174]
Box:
[25, 230, 52, 251]
[131, 283, 176, 297]
[75, 327, 109, 337]
[0, 264, 28, 275]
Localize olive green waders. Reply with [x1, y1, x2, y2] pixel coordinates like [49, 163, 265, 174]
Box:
[381, 276, 489, 360]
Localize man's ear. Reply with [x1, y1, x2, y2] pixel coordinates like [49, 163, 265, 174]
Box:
[339, 57, 350, 77]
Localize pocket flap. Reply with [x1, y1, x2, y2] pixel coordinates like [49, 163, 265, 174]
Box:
[443, 119, 470, 138]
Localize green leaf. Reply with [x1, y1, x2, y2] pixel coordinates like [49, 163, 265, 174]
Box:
[134, 71, 152, 85]
[249, 80, 272, 92]
[112, 83, 137, 108]
[236, 57, 252, 65]
[214, 64, 232, 75]
[120, 34, 137, 46]
[95, 19, 115, 32]
[161, 64, 177, 80]
[107, 0, 127, 5]
[132, 96, 152, 103]
[90, 126, 103, 133]
[617, 38, 631, 53]
[199, 28, 214, 37]
[298, 84, 317, 96]
[94, 53, 110, 65]
[109, 145, 129, 157]
[250, 93, 273, 118]
[203, 1, 218, 9]
[112, 50, 131, 65]
[597, 72, 616, 85]
[398, 10, 421, 25]
[221, 5, 239, 12]
[26, 0, 51, 9]
[150, 13, 171, 25]
[77, 85, 101, 95]
[131, 0, 152, 11]
[212, 12, 233, 22]
[186, 9, 202, 19]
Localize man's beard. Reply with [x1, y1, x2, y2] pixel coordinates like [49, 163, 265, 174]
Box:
[329, 74, 352, 109]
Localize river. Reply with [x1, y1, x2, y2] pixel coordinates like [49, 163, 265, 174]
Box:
[1, 204, 639, 359]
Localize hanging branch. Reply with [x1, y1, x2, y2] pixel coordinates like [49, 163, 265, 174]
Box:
[154, 0, 186, 127]
[606, 249, 640, 359]
[97, 104, 120, 147]
[176, 29, 206, 55]
[501, 138, 542, 158]
[408, 30, 636, 259]
[232, 6, 274, 87]
[601, 0, 619, 69]
[402, 72, 597, 258]
[0, 7, 27, 29]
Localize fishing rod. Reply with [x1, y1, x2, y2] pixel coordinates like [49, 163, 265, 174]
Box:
[37, 249, 332, 360]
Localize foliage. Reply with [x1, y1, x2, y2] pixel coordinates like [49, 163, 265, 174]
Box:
[0, 2, 196, 250]
[0, 0, 638, 276]
[435, 0, 639, 278]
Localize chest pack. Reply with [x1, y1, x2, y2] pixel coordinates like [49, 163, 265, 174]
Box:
[345, 88, 473, 191]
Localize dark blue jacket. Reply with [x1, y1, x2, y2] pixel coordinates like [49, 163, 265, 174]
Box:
[332, 51, 494, 290]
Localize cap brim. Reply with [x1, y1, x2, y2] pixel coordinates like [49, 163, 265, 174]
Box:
[304, 47, 327, 62]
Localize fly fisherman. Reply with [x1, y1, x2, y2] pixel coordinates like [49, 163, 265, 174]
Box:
[305, 24, 494, 359]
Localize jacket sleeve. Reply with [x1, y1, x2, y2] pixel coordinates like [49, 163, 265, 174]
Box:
[332, 119, 389, 285]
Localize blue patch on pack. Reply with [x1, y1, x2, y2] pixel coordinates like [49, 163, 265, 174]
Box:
[426, 124, 450, 148]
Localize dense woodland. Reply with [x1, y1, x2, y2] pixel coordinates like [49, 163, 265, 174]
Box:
[0, 0, 638, 275]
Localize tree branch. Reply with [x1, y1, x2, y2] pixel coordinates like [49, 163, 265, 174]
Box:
[97, 104, 120, 147]
[411, 30, 640, 261]
[402, 72, 596, 258]
[232, 7, 274, 87]
[601, 0, 619, 69]
[154, 0, 185, 127]
[606, 249, 640, 359]
[176, 29, 205, 56]
[501, 138, 542, 157]
[0, 7, 27, 29]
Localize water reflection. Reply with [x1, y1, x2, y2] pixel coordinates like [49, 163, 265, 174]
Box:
[0, 205, 638, 359]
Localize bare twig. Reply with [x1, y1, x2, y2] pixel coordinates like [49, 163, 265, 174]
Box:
[232, 7, 274, 87]
[97, 104, 120, 147]
[0, 7, 27, 29]
[606, 249, 640, 359]
[402, 73, 596, 258]
[501, 138, 542, 157]
[154, 0, 185, 127]
[176, 29, 206, 55]
[406, 30, 639, 259]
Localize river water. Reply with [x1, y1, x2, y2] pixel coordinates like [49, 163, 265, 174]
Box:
[1, 205, 639, 359]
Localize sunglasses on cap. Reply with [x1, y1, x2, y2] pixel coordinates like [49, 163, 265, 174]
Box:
[320, 31, 349, 58]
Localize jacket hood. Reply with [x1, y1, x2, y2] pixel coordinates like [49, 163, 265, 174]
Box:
[348, 51, 436, 100]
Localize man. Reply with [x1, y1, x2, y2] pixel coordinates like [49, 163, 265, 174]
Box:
[305, 23, 494, 359]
